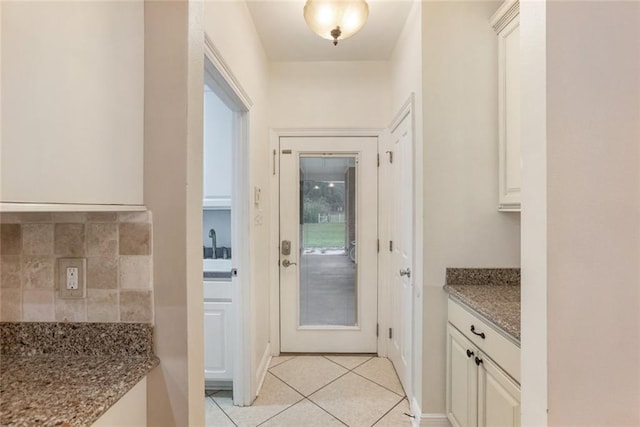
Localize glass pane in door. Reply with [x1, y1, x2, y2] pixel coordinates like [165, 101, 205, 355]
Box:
[299, 156, 357, 326]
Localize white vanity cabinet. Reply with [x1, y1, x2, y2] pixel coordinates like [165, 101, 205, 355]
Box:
[446, 299, 521, 427]
[204, 281, 233, 384]
[491, 0, 521, 212]
[1, 1, 144, 211]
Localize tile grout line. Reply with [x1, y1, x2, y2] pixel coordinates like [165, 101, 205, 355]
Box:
[252, 372, 306, 426]
[268, 355, 297, 370]
[321, 354, 373, 371]
[306, 397, 350, 427]
[349, 369, 406, 398]
[369, 396, 408, 427]
[255, 396, 306, 427]
[208, 394, 238, 427]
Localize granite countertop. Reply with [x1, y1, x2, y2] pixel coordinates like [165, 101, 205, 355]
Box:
[0, 322, 159, 427]
[443, 268, 521, 343]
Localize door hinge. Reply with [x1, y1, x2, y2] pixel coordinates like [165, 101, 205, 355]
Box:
[389, 328, 393, 339]
[389, 240, 393, 252]
[377, 153, 380, 167]
[386, 150, 393, 163]
[377, 239, 380, 253]
[376, 323, 379, 337]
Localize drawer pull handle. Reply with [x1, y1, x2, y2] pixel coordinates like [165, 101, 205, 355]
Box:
[470, 325, 485, 339]
[466, 349, 474, 358]
[475, 356, 483, 366]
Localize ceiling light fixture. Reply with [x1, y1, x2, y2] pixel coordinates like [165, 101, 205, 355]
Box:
[303, 0, 370, 46]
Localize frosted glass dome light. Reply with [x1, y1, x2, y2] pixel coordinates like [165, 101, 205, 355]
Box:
[303, 0, 370, 46]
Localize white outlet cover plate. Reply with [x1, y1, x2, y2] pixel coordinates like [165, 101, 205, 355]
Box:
[58, 258, 86, 299]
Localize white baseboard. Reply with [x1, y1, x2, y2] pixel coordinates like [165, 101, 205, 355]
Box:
[417, 413, 451, 427]
[255, 344, 271, 396]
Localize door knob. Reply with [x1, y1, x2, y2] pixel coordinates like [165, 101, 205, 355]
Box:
[281, 259, 297, 268]
[399, 268, 411, 278]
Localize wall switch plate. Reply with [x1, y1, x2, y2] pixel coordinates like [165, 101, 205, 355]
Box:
[58, 258, 86, 299]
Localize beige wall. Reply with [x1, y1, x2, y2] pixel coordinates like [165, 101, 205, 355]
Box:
[203, 0, 272, 399]
[144, 1, 205, 425]
[269, 61, 391, 128]
[545, 1, 640, 424]
[421, 0, 520, 414]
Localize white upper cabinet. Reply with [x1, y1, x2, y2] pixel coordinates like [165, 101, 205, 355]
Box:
[203, 86, 233, 209]
[491, 0, 521, 212]
[0, 1, 144, 210]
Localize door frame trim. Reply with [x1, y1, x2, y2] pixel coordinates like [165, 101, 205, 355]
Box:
[269, 128, 384, 356]
[204, 34, 252, 406]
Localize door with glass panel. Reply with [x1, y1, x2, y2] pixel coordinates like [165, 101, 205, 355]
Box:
[279, 136, 378, 353]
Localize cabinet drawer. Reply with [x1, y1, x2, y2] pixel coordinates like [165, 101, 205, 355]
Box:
[448, 299, 520, 384]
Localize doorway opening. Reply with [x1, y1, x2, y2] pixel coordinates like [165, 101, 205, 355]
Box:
[202, 37, 252, 406]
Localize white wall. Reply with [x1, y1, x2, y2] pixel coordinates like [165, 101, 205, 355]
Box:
[420, 0, 520, 415]
[269, 61, 391, 129]
[544, 2, 640, 424]
[389, 0, 424, 413]
[1, 1, 143, 205]
[203, 0, 272, 400]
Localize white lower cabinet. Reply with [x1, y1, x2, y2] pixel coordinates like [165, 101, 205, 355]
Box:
[478, 354, 521, 427]
[447, 326, 478, 427]
[204, 299, 233, 382]
[446, 300, 520, 427]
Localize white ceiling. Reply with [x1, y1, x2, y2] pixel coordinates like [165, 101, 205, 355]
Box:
[246, 0, 414, 62]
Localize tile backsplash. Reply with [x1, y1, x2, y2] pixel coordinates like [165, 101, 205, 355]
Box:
[0, 212, 153, 323]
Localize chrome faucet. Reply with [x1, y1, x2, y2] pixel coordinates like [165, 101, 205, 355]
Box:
[208, 228, 217, 259]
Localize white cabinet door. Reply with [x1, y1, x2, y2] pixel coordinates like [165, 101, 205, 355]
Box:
[202, 87, 233, 209]
[1, 2, 144, 208]
[478, 354, 521, 427]
[447, 325, 478, 427]
[204, 301, 233, 381]
[493, 2, 521, 212]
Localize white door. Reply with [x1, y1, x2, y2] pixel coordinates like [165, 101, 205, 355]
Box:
[384, 110, 414, 394]
[279, 136, 378, 353]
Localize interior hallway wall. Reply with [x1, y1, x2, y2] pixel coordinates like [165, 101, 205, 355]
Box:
[545, 2, 640, 424]
[144, 0, 205, 425]
[269, 61, 391, 129]
[203, 0, 272, 400]
[421, 0, 520, 415]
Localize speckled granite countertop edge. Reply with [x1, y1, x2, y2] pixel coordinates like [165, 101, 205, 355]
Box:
[0, 323, 158, 427]
[444, 284, 521, 345]
[1, 355, 159, 427]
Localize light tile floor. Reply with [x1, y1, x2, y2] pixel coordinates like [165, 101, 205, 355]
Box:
[205, 355, 414, 427]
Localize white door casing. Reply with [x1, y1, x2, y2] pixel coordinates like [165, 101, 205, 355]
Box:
[279, 136, 378, 353]
[204, 35, 253, 406]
